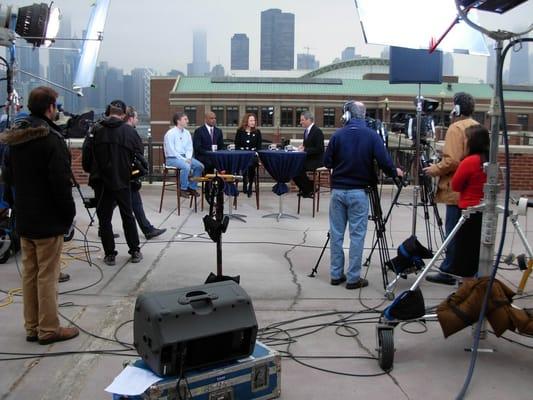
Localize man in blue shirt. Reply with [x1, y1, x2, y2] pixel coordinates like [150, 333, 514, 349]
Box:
[164, 112, 204, 197]
[324, 101, 403, 289]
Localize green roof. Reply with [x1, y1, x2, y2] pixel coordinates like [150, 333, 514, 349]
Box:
[172, 77, 533, 102]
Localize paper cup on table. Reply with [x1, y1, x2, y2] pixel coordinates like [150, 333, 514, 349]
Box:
[211, 145, 218, 152]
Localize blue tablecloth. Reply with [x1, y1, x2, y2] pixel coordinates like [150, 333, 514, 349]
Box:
[207, 150, 255, 196]
[258, 150, 306, 195]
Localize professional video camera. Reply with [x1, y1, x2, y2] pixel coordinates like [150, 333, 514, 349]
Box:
[366, 116, 388, 147]
[63, 110, 95, 139]
[404, 97, 439, 142]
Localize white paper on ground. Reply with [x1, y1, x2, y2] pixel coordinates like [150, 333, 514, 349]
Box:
[105, 365, 164, 396]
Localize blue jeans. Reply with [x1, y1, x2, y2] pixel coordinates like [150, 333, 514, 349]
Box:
[440, 204, 461, 272]
[165, 157, 204, 190]
[329, 189, 369, 283]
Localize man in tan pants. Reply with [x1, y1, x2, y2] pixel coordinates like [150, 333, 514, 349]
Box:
[1, 86, 78, 344]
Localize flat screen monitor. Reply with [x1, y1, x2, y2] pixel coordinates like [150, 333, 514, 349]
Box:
[389, 46, 443, 84]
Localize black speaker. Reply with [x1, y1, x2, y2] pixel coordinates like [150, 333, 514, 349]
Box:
[133, 280, 258, 376]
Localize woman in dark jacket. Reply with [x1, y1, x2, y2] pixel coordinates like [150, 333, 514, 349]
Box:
[234, 113, 262, 196]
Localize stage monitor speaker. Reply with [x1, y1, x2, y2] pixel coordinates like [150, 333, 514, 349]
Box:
[389, 46, 443, 84]
[133, 280, 258, 377]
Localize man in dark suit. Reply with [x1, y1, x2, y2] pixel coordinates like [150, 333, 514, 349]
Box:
[293, 111, 325, 198]
[193, 111, 224, 173]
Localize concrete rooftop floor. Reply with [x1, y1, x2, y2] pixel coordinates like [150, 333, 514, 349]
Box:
[0, 183, 532, 400]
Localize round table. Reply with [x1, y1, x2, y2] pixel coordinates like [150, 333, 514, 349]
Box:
[207, 150, 255, 222]
[258, 150, 306, 221]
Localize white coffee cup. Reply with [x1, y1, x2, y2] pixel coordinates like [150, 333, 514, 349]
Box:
[211, 144, 218, 152]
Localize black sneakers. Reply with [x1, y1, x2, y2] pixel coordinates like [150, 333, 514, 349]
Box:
[425, 272, 456, 285]
[103, 254, 116, 266]
[130, 251, 143, 263]
[330, 275, 347, 286]
[346, 278, 369, 290]
[145, 228, 166, 240]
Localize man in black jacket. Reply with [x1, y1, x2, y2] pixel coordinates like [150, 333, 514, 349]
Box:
[193, 111, 224, 173]
[293, 111, 324, 198]
[0, 86, 79, 345]
[82, 100, 142, 265]
[125, 106, 165, 240]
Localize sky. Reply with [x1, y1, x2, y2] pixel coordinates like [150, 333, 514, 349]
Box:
[8, 0, 533, 81]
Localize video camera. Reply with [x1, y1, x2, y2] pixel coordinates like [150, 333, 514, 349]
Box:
[63, 111, 95, 139]
[366, 116, 388, 147]
[404, 97, 439, 142]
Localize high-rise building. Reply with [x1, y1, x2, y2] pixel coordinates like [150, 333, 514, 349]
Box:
[443, 53, 454, 76]
[130, 68, 154, 116]
[486, 41, 496, 84]
[260, 9, 295, 70]
[187, 30, 210, 76]
[85, 61, 108, 114]
[508, 43, 530, 85]
[341, 47, 356, 61]
[231, 34, 249, 70]
[105, 67, 124, 104]
[211, 64, 225, 77]
[47, 17, 81, 113]
[297, 53, 319, 70]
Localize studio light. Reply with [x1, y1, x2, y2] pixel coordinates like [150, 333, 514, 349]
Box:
[354, 0, 489, 55]
[73, 0, 111, 90]
[0, 2, 61, 47]
[458, 0, 528, 13]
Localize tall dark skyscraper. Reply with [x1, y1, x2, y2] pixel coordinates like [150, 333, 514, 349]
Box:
[260, 9, 295, 70]
[508, 43, 531, 85]
[187, 30, 210, 76]
[231, 33, 249, 70]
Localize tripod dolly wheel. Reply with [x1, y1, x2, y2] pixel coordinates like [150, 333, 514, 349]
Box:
[384, 291, 395, 301]
[376, 325, 394, 372]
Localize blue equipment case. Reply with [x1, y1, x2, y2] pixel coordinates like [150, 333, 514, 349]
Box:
[112, 341, 281, 400]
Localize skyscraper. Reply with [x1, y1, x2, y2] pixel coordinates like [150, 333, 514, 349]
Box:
[231, 33, 249, 70]
[260, 9, 295, 70]
[508, 43, 530, 85]
[297, 53, 319, 70]
[187, 30, 210, 76]
[341, 47, 356, 61]
[130, 68, 154, 116]
[443, 53, 454, 76]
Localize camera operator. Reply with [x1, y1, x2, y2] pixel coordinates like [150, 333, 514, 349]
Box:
[0, 86, 78, 345]
[82, 100, 142, 266]
[125, 106, 166, 240]
[324, 100, 403, 289]
[423, 92, 479, 285]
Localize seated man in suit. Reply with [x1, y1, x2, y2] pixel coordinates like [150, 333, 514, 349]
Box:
[193, 111, 224, 173]
[293, 111, 325, 198]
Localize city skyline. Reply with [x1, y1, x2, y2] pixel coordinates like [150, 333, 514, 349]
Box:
[5, 0, 531, 82]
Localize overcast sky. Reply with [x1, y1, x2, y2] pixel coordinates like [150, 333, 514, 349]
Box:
[10, 0, 533, 80]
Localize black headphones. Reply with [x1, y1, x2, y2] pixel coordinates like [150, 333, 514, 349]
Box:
[105, 100, 127, 116]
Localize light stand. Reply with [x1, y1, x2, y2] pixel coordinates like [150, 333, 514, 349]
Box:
[410, 85, 423, 237]
[453, 0, 533, 341]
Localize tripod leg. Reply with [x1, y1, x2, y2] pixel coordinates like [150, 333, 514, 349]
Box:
[308, 232, 330, 278]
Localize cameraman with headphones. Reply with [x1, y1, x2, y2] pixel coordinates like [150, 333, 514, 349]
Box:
[82, 100, 142, 266]
[324, 100, 402, 289]
[423, 92, 479, 285]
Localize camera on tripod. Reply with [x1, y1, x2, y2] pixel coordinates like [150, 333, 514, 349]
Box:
[420, 153, 433, 169]
[404, 97, 439, 142]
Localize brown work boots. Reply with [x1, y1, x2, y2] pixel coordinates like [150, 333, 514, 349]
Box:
[37, 326, 80, 345]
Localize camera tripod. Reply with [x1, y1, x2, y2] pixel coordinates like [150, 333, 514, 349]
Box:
[308, 182, 400, 294]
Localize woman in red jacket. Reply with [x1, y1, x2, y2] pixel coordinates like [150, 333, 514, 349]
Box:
[448, 124, 489, 278]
